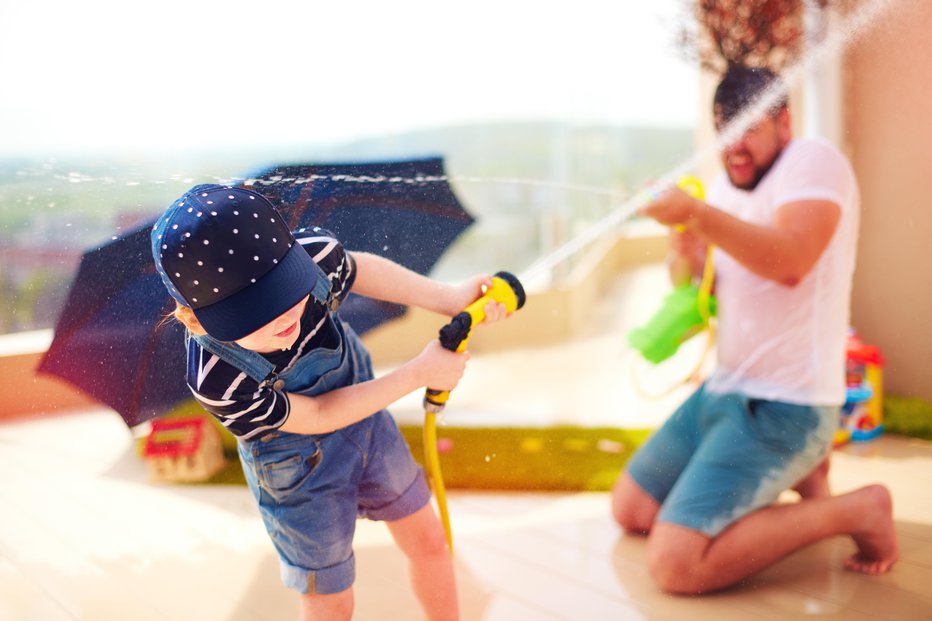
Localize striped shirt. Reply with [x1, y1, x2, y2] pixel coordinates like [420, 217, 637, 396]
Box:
[186, 228, 356, 439]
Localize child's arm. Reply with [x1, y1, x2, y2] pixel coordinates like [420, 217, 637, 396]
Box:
[278, 340, 467, 435]
[349, 251, 502, 318]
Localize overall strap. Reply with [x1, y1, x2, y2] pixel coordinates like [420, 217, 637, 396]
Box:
[188, 331, 276, 385]
[307, 259, 335, 309]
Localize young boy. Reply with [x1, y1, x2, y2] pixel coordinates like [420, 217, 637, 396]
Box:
[151, 183, 507, 621]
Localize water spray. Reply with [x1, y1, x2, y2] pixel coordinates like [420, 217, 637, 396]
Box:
[516, 0, 897, 284]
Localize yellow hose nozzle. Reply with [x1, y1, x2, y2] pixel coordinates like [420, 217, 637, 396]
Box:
[423, 271, 526, 412]
[421, 270, 527, 553]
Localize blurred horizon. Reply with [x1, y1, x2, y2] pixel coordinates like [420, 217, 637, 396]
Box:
[0, 1, 701, 336]
[0, 120, 694, 334]
[0, 1, 697, 156]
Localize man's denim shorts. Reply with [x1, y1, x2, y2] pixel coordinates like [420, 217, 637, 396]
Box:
[626, 384, 837, 537]
[237, 409, 430, 595]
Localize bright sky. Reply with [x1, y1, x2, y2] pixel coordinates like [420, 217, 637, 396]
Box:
[0, 0, 698, 155]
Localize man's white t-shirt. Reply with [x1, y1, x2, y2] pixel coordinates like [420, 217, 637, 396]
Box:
[705, 138, 860, 406]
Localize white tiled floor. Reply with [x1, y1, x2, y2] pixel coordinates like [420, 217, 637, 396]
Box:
[1, 409, 930, 621]
[3, 264, 931, 620]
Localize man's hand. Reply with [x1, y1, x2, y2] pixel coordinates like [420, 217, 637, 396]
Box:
[639, 186, 704, 228]
[670, 227, 706, 258]
[668, 228, 709, 287]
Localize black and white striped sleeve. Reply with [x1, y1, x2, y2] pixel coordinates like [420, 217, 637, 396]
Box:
[293, 227, 356, 304]
[185, 342, 290, 440]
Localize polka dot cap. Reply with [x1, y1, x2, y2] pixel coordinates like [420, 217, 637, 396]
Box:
[151, 183, 318, 341]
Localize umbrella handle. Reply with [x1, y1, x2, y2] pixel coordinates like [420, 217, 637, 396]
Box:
[421, 271, 526, 553]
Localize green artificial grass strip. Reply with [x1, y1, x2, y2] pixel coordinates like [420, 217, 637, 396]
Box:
[400, 425, 651, 492]
[884, 395, 932, 441]
[142, 392, 932, 489]
[203, 425, 650, 490]
[196, 425, 650, 489]
[140, 403, 651, 490]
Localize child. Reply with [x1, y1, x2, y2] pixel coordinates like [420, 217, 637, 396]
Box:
[151, 183, 507, 621]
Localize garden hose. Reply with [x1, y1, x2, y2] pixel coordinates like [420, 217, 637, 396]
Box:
[422, 271, 526, 552]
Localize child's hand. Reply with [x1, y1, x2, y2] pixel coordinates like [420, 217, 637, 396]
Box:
[445, 274, 492, 316]
[480, 299, 508, 325]
[415, 340, 470, 391]
[445, 274, 510, 324]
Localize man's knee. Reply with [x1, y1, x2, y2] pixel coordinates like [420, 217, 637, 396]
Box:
[612, 499, 651, 534]
[646, 549, 707, 594]
[611, 473, 657, 534]
[645, 525, 713, 595]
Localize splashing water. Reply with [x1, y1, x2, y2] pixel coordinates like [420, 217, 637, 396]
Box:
[5, 0, 898, 285]
[520, 0, 898, 284]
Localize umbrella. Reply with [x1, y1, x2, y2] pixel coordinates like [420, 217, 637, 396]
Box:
[245, 157, 474, 334]
[38, 157, 474, 428]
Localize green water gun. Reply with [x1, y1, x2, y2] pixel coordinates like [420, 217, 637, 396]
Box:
[628, 176, 716, 364]
[628, 283, 716, 363]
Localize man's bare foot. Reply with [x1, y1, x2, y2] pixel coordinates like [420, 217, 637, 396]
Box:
[844, 485, 899, 574]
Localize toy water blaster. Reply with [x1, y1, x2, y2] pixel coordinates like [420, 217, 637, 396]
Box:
[423, 271, 527, 552]
[627, 177, 717, 389]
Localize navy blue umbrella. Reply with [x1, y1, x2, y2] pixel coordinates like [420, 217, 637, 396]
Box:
[245, 157, 474, 334]
[38, 157, 474, 428]
[38, 225, 189, 427]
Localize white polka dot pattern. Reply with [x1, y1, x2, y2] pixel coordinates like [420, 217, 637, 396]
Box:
[151, 184, 301, 311]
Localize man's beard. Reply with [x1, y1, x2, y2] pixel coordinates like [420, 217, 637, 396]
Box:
[729, 150, 781, 191]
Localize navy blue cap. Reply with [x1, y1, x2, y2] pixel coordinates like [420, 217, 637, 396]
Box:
[151, 184, 317, 342]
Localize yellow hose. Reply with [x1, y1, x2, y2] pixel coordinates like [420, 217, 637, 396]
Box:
[423, 412, 453, 553]
[420, 271, 526, 555]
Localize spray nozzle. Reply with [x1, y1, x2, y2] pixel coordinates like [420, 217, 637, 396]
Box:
[424, 271, 526, 412]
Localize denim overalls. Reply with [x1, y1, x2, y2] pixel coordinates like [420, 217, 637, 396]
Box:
[190, 262, 430, 595]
